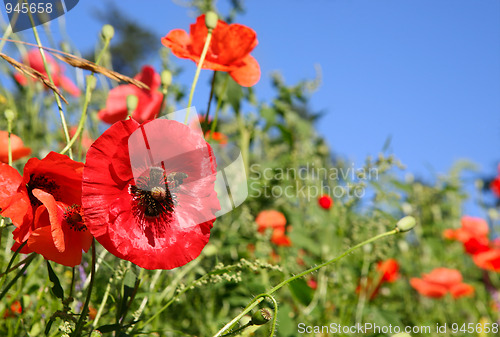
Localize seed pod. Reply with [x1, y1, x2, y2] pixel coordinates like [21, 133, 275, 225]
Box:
[101, 24, 115, 40]
[251, 308, 272, 325]
[205, 11, 218, 30]
[396, 216, 416, 232]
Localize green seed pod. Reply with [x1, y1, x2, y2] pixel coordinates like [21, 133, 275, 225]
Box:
[396, 216, 416, 233]
[101, 24, 115, 40]
[251, 308, 272, 326]
[4, 109, 15, 122]
[161, 70, 173, 88]
[205, 11, 218, 30]
[126, 95, 139, 113]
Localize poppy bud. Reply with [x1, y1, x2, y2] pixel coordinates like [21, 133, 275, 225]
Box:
[126, 95, 139, 113]
[396, 216, 416, 233]
[205, 11, 218, 30]
[4, 109, 14, 122]
[161, 70, 172, 88]
[101, 24, 115, 40]
[251, 308, 272, 325]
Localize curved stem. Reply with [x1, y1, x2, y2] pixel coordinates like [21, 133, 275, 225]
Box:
[213, 229, 398, 337]
[72, 239, 96, 337]
[185, 29, 213, 123]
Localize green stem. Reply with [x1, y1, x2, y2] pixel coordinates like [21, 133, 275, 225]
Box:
[204, 71, 217, 125]
[27, 8, 73, 159]
[0, 241, 27, 290]
[91, 276, 112, 329]
[0, 252, 34, 302]
[7, 115, 12, 166]
[213, 229, 398, 337]
[185, 29, 213, 124]
[209, 75, 229, 135]
[72, 239, 96, 337]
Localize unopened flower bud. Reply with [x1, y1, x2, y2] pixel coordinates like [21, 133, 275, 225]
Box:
[251, 308, 272, 326]
[101, 24, 115, 40]
[4, 109, 14, 122]
[396, 216, 416, 233]
[161, 70, 172, 88]
[205, 11, 218, 30]
[126, 95, 139, 113]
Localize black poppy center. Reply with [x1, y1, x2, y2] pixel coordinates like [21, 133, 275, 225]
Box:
[129, 167, 187, 220]
[64, 205, 87, 232]
[26, 174, 59, 207]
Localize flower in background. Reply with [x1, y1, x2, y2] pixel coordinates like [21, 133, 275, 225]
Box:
[0, 152, 83, 244]
[410, 268, 474, 299]
[318, 194, 333, 210]
[14, 49, 80, 97]
[0, 131, 31, 163]
[307, 278, 318, 290]
[255, 210, 286, 233]
[271, 227, 292, 247]
[2, 300, 22, 319]
[162, 14, 260, 87]
[377, 258, 400, 282]
[443, 216, 490, 255]
[205, 131, 228, 146]
[82, 118, 220, 270]
[491, 166, 500, 198]
[98, 66, 163, 124]
[473, 249, 500, 272]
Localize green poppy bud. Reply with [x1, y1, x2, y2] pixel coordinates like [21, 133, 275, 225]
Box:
[101, 24, 115, 41]
[396, 216, 416, 233]
[251, 308, 272, 325]
[126, 95, 139, 113]
[205, 11, 218, 30]
[161, 70, 173, 88]
[4, 109, 14, 122]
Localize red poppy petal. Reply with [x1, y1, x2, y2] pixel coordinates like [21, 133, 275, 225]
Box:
[450, 283, 474, 298]
[229, 55, 260, 87]
[32, 189, 66, 252]
[28, 226, 82, 267]
[473, 249, 500, 271]
[410, 278, 447, 298]
[132, 91, 163, 123]
[134, 66, 161, 91]
[0, 163, 32, 229]
[423, 268, 463, 288]
[98, 85, 138, 124]
[212, 23, 257, 64]
[161, 29, 192, 59]
[59, 75, 81, 97]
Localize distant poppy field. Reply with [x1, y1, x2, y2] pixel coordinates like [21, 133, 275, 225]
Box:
[0, 2, 499, 337]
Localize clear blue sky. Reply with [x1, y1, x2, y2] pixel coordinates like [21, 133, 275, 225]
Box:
[3, 0, 500, 212]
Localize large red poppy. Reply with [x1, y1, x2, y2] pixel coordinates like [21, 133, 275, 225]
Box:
[98, 66, 163, 124]
[0, 131, 31, 163]
[0, 152, 83, 243]
[162, 14, 260, 87]
[410, 268, 474, 299]
[14, 49, 80, 97]
[255, 210, 286, 233]
[82, 118, 220, 270]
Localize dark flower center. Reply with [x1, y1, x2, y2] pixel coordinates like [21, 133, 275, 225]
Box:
[64, 205, 87, 232]
[129, 167, 187, 222]
[26, 174, 59, 207]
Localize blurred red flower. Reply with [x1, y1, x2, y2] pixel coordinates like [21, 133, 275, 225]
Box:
[14, 49, 80, 97]
[307, 278, 318, 290]
[162, 14, 260, 87]
[492, 167, 500, 197]
[443, 216, 490, 255]
[205, 131, 228, 145]
[377, 258, 400, 282]
[0, 131, 31, 163]
[255, 210, 286, 233]
[3, 300, 22, 319]
[473, 249, 500, 272]
[98, 66, 163, 124]
[0, 152, 83, 244]
[318, 194, 333, 210]
[271, 227, 292, 246]
[410, 268, 474, 299]
[82, 118, 220, 270]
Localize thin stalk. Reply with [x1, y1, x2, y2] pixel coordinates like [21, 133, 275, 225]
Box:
[209, 75, 229, 135]
[185, 30, 213, 123]
[204, 71, 217, 124]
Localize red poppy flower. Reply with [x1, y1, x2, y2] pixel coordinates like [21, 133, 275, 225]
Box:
[444, 216, 490, 254]
[271, 227, 292, 247]
[377, 259, 400, 282]
[473, 249, 500, 272]
[255, 210, 286, 233]
[3, 300, 22, 319]
[410, 268, 474, 299]
[0, 131, 31, 163]
[205, 131, 228, 145]
[14, 49, 80, 97]
[307, 278, 318, 290]
[19, 189, 92, 267]
[82, 118, 220, 270]
[318, 194, 333, 210]
[463, 236, 490, 255]
[98, 66, 163, 124]
[0, 152, 83, 243]
[162, 14, 260, 87]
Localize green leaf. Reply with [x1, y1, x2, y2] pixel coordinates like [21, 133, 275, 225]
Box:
[289, 278, 314, 306]
[96, 323, 121, 333]
[46, 261, 64, 300]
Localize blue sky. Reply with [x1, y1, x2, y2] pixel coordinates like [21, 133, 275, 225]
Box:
[3, 0, 500, 212]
